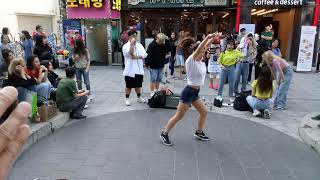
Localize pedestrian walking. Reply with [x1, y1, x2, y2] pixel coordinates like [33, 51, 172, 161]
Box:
[246, 66, 274, 119]
[122, 30, 147, 106]
[73, 39, 92, 99]
[160, 33, 218, 146]
[21, 31, 33, 61]
[145, 33, 170, 97]
[217, 39, 243, 102]
[168, 32, 177, 79]
[263, 50, 293, 110]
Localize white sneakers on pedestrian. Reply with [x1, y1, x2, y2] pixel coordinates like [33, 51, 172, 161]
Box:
[125, 98, 131, 106]
[137, 97, 146, 103]
[252, 110, 261, 117]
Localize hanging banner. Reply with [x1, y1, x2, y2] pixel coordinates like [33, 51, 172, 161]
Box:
[297, 26, 317, 72]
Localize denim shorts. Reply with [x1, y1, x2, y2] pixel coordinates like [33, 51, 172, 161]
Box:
[180, 86, 200, 105]
[150, 68, 163, 83]
[175, 54, 185, 66]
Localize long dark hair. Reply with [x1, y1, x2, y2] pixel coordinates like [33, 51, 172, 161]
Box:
[74, 39, 87, 55]
[257, 66, 273, 94]
[22, 30, 31, 40]
[180, 37, 195, 58]
[26, 55, 38, 70]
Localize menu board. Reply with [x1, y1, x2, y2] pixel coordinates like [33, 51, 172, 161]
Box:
[297, 26, 317, 72]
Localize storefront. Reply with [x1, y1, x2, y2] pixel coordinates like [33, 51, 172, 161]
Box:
[121, 0, 234, 47]
[66, 0, 120, 65]
[236, 0, 319, 70]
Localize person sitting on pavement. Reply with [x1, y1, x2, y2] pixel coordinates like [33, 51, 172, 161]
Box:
[246, 66, 274, 119]
[56, 67, 88, 119]
[122, 30, 148, 106]
[145, 33, 170, 97]
[40, 60, 62, 88]
[7, 58, 37, 102]
[26, 55, 52, 106]
[0, 49, 15, 77]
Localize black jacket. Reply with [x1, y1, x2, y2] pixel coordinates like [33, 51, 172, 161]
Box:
[8, 74, 36, 88]
[145, 40, 170, 69]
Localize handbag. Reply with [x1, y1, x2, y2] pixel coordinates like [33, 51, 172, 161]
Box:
[214, 97, 223, 108]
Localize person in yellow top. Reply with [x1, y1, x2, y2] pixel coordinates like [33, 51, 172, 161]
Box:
[217, 39, 243, 102]
[246, 66, 274, 119]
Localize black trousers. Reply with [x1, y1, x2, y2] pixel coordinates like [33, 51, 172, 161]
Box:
[59, 96, 88, 115]
[248, 63, 254, 82]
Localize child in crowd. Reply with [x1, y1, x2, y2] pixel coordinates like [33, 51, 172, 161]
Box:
[56, 67, 88, 119]
[208, 44, 221, 90]
[246, 66, 274, 119]
[41, 60, 62, 88]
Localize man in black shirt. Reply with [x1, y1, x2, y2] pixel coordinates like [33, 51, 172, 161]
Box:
[145, 33, 170, 97]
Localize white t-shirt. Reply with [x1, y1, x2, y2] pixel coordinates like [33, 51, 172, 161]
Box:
[122, 42, 147, 77]
[185, 55, 207, 86]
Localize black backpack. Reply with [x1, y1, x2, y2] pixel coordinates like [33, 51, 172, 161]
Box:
[233, 90, 253, 112]
[148, 91, 166, 108]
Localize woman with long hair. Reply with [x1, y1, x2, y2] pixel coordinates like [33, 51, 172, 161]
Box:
[160, 33, 219, 146]
[217, 39, 243, 102]
[26, 55, 52, 105]
[246, 66, 274, 119]
[73, 39, 91, 96]
[262, 50, 292, 110]
[168, 32, 177, 78]
[33, 35, 56, 67]
[21, 31, 33, 61]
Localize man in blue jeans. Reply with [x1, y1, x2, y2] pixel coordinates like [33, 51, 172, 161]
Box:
[145, 33, 170, 97]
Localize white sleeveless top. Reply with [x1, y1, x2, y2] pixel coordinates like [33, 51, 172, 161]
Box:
[185, 55, 207, 86]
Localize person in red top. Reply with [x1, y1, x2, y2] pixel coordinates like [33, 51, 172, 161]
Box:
[26, 55, 52, 105]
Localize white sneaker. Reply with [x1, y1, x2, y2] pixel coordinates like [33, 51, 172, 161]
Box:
[84, 105, 88, 109]
[86, 98, 91, 104]
[137, 97, 146, 103]
[125, 99, 131, 106]
[252, 110, 261, 117]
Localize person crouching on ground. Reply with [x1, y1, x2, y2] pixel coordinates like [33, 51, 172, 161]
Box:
[160, 33, 218, 146]
[145, 33, 170, 97]
[217, 39, 244, 102]
[246, 66, 274, 119]
[262, 50, 293, 110]
[56, 67, 88, 119]
[122, 30, 148, 106]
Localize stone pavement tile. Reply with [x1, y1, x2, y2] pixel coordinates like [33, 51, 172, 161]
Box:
[219, 161, 248, 180]
[72, 166, 103, 179]
[56, 159, 84, 172]
[82, 155, 108, 166]
[273, 175, 298, 180]
[50, 170, 74, 180]
[245, 167, 272, 180]
[102, 160, 129, 174]
[98, 173, 125, 180]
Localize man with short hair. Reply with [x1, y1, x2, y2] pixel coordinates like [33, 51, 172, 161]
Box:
[56, 67, 88, 119]
[33, 25, 44, 42]
[145, 33, 170, 97]
[261, 24, 274, 47]
[122, 30, 148, 106]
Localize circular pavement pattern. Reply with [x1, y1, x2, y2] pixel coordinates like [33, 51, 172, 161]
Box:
[9, 109, 320, 180]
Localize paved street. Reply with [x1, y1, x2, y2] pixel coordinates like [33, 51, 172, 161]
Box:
[9, 66, 320, 180]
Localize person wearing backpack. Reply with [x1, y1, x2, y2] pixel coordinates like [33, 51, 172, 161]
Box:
[246, 66, 274, 119]
[160, 33, 220, 146]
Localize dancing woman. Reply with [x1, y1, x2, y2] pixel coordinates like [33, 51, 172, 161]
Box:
[160, 33, 219, 146]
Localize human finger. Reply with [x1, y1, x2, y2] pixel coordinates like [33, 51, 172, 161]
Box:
[0, 102, 30, 153]
[0, 124, 30, 179]
[0, 86, 18, 117]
